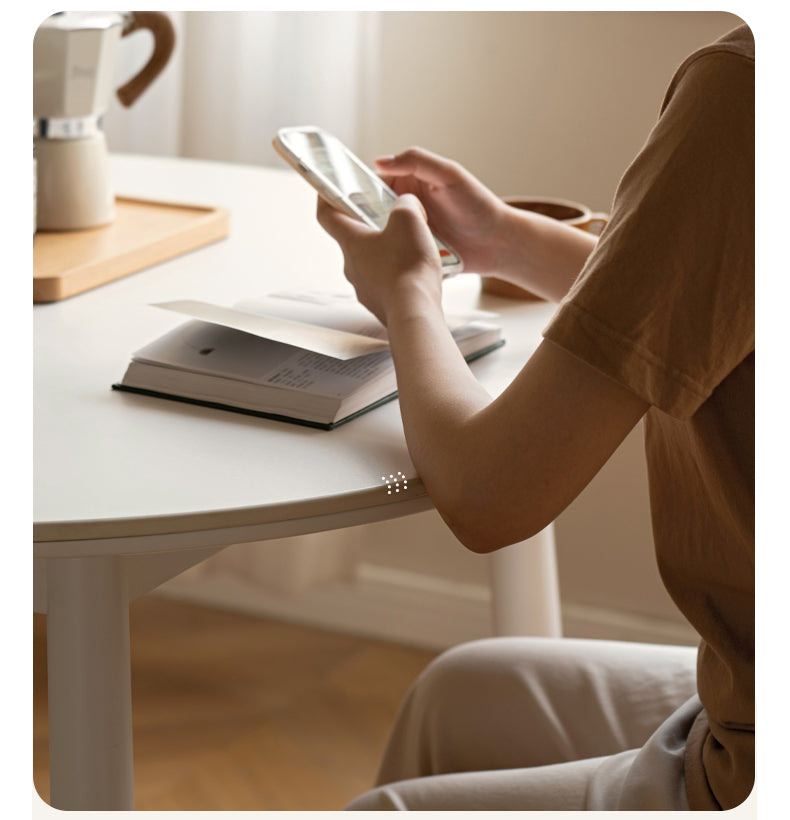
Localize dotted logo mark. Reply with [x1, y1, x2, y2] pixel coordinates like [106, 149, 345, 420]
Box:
[382, 471, 408, 495]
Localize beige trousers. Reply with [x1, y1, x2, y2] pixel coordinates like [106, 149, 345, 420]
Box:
[346, 637, 699, 811]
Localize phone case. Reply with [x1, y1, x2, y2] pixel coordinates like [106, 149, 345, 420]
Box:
[272, 127, 370, 222]
[272, 126, 463, 273]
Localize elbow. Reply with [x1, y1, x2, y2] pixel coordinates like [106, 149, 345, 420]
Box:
[417, 444, 559, 554]
[451, 526, 514, 555]
[434, 492, 548, 555]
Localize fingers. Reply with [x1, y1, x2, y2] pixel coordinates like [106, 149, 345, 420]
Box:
[390, 192, 429, 223]
[315, 196, 371, 243]
[375, 147, 461, 187]
[317, 192, 427, 239]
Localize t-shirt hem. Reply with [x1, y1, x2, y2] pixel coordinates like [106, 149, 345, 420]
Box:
[684, 710, 721, 811]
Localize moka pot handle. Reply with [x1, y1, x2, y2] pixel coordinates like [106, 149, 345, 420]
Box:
[116, 11, 176, 108]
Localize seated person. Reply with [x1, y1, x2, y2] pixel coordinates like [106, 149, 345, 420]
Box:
[317, 24, 754, 812]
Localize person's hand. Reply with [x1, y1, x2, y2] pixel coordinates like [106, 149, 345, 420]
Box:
[375, 147, 510, 275]
[317, 193, 443, 327]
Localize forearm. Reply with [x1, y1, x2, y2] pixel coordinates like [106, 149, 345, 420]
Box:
[489, 207, 599, 302]
[385, 286, 496, 542]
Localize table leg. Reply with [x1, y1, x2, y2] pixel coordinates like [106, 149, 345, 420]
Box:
[45, 555, 134, 810]
[488, 524, 563, 637]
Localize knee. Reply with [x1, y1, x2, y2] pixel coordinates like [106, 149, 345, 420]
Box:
[414, 639, 495, 694]
[408, 637, 530, 713]
[387, 639, 501, 743]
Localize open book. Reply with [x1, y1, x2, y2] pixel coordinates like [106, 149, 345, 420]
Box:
[113, 291, 504, 429]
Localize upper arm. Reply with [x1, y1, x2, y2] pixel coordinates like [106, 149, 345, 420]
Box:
[434, 337, 649, 552]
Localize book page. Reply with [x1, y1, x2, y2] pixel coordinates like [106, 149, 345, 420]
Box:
[132, 320, 395, 397]
[246, 291, 499, 334]
[152, 291, 499, 362]
[264, 348, 394, 395]
[236, 292, 388, 340]
[152, 298, 389, 360]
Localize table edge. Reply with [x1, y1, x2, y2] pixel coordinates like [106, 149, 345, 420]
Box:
[34, 479, 434, 556]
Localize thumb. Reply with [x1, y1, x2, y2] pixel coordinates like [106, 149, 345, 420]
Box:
[391, 193, 429, 224]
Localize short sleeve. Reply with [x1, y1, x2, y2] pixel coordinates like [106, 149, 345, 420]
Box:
[543, 47, 754, 419]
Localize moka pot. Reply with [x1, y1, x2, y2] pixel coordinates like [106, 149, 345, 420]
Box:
[33, 11, 175, 231]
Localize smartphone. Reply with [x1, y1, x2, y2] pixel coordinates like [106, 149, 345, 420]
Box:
[273, 126, 463, 275]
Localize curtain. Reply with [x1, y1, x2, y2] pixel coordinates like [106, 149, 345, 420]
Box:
[103, 10, 378, 595]
[104, 10, 380, 164]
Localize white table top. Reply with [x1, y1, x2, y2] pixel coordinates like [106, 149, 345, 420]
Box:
[33, 154, 556, 557]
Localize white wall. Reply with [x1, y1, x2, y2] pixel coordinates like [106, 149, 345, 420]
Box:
[369, 11, 743, 210]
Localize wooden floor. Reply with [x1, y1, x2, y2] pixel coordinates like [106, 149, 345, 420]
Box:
[33, 595, 436, 811]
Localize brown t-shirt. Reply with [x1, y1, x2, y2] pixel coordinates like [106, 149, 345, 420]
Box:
[543, 25, 754, 810]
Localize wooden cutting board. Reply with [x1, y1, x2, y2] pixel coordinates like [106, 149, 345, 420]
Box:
[33, 196, 230, 303]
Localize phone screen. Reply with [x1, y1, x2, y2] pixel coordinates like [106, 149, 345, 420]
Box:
[277, 128, 462, 272]
[283, 129, 396, 230]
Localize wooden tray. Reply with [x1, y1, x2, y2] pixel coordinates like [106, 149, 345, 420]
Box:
[33, 196, 230, 303]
